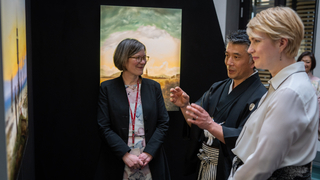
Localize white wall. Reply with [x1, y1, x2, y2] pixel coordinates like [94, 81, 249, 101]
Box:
[213, 0, 239, 44]
[213, 0, 227, 42]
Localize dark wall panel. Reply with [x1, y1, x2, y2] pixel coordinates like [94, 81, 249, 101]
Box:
[19, 0, 227, 179]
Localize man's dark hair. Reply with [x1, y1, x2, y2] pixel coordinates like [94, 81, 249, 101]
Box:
[226, 30, 250, 48]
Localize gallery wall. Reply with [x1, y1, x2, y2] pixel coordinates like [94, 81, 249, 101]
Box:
[18, 0, 227, 179]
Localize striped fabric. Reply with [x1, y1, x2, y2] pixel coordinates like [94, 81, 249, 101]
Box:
[197, 143, 219, 180]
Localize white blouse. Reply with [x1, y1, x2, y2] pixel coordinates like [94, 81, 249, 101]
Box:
[230, 62, 319, 180]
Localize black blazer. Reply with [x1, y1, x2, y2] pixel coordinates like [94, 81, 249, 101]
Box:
[96, 74, 170, 180]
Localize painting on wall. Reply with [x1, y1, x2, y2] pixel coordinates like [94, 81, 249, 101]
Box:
[0, 0, 28, 179]
[100, 5, 182, 111]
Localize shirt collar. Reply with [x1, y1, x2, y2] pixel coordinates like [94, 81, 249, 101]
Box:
[229, 69, 259, 94]
[268, 62, 305, 90]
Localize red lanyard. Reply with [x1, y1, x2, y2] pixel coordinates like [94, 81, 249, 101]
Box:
[127, 79, 140, 147]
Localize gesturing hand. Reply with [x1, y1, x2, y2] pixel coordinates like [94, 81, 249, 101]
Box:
[122, 152, 143, 170]
[138, 152, 153, 169]
[170, 87, 190, 108]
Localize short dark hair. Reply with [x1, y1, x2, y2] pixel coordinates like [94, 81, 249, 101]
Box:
[113, 38, 146, 71]
[297, 51, 316, 71]
[226, 30, 252, 62]
[226, 30, 250, 48]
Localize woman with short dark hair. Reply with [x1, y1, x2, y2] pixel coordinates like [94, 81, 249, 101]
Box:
[97, 38, 170, 180]
[297, 51, 320, 140]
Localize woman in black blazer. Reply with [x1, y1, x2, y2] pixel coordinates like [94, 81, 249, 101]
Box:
[97, 38, 170, 180]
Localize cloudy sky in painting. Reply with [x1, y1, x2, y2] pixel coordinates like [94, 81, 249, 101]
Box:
[2, 0, 27, 106]
[100, 6, 182, 77]
[1, 0, 26, 81]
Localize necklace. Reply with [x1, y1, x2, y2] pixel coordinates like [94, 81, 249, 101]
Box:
[126, 84, 137, 90]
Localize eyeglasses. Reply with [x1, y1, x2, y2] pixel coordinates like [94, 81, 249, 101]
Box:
[129, 56, 150, 63]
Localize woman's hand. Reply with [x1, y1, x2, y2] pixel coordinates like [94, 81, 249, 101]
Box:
[122, 152, 143, 170]
[138, 152, 153, 169]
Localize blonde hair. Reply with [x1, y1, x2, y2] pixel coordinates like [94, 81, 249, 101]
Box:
[247, 6, 304, 58]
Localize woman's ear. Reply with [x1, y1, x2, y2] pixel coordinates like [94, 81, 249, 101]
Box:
[279, 38, 288, 53]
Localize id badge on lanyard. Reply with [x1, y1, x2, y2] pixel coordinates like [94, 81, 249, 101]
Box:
[128, 79, 139, 149]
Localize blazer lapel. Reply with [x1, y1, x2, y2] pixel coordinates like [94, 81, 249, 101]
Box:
[113, 75, 130, 126]
[140, 78, 149, 128]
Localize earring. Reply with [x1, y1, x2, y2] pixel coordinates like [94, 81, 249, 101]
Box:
[280, 53, 282, 61]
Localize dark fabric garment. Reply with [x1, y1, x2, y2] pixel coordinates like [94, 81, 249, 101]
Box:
[96, 74, 170, 180]
[267, 163, 311, 180]
[183, 73, 267, 180]
[232, 157, 311, 180]
[231, 156, 244, 177]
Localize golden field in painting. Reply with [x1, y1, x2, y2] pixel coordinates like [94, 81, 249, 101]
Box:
[100, 75, 180, 111]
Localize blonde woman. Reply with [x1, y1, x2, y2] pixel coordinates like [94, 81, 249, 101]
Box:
[229, 7, 319, 179]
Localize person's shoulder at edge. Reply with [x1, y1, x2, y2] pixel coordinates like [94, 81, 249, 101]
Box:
[141, 77, 159, 85]
[312, 74, 320, 82]
[140, 77, 160, 88]
[100, 77, 119, 88]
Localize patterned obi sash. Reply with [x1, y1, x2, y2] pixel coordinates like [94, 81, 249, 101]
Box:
[197, 143, 219, 180]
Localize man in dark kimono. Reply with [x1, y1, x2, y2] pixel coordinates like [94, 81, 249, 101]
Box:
[170, 30, 267, 180]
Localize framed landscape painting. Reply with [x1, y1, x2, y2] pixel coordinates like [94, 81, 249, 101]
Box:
[100, 5, 182, 111]
[0, 0, 28, 179]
